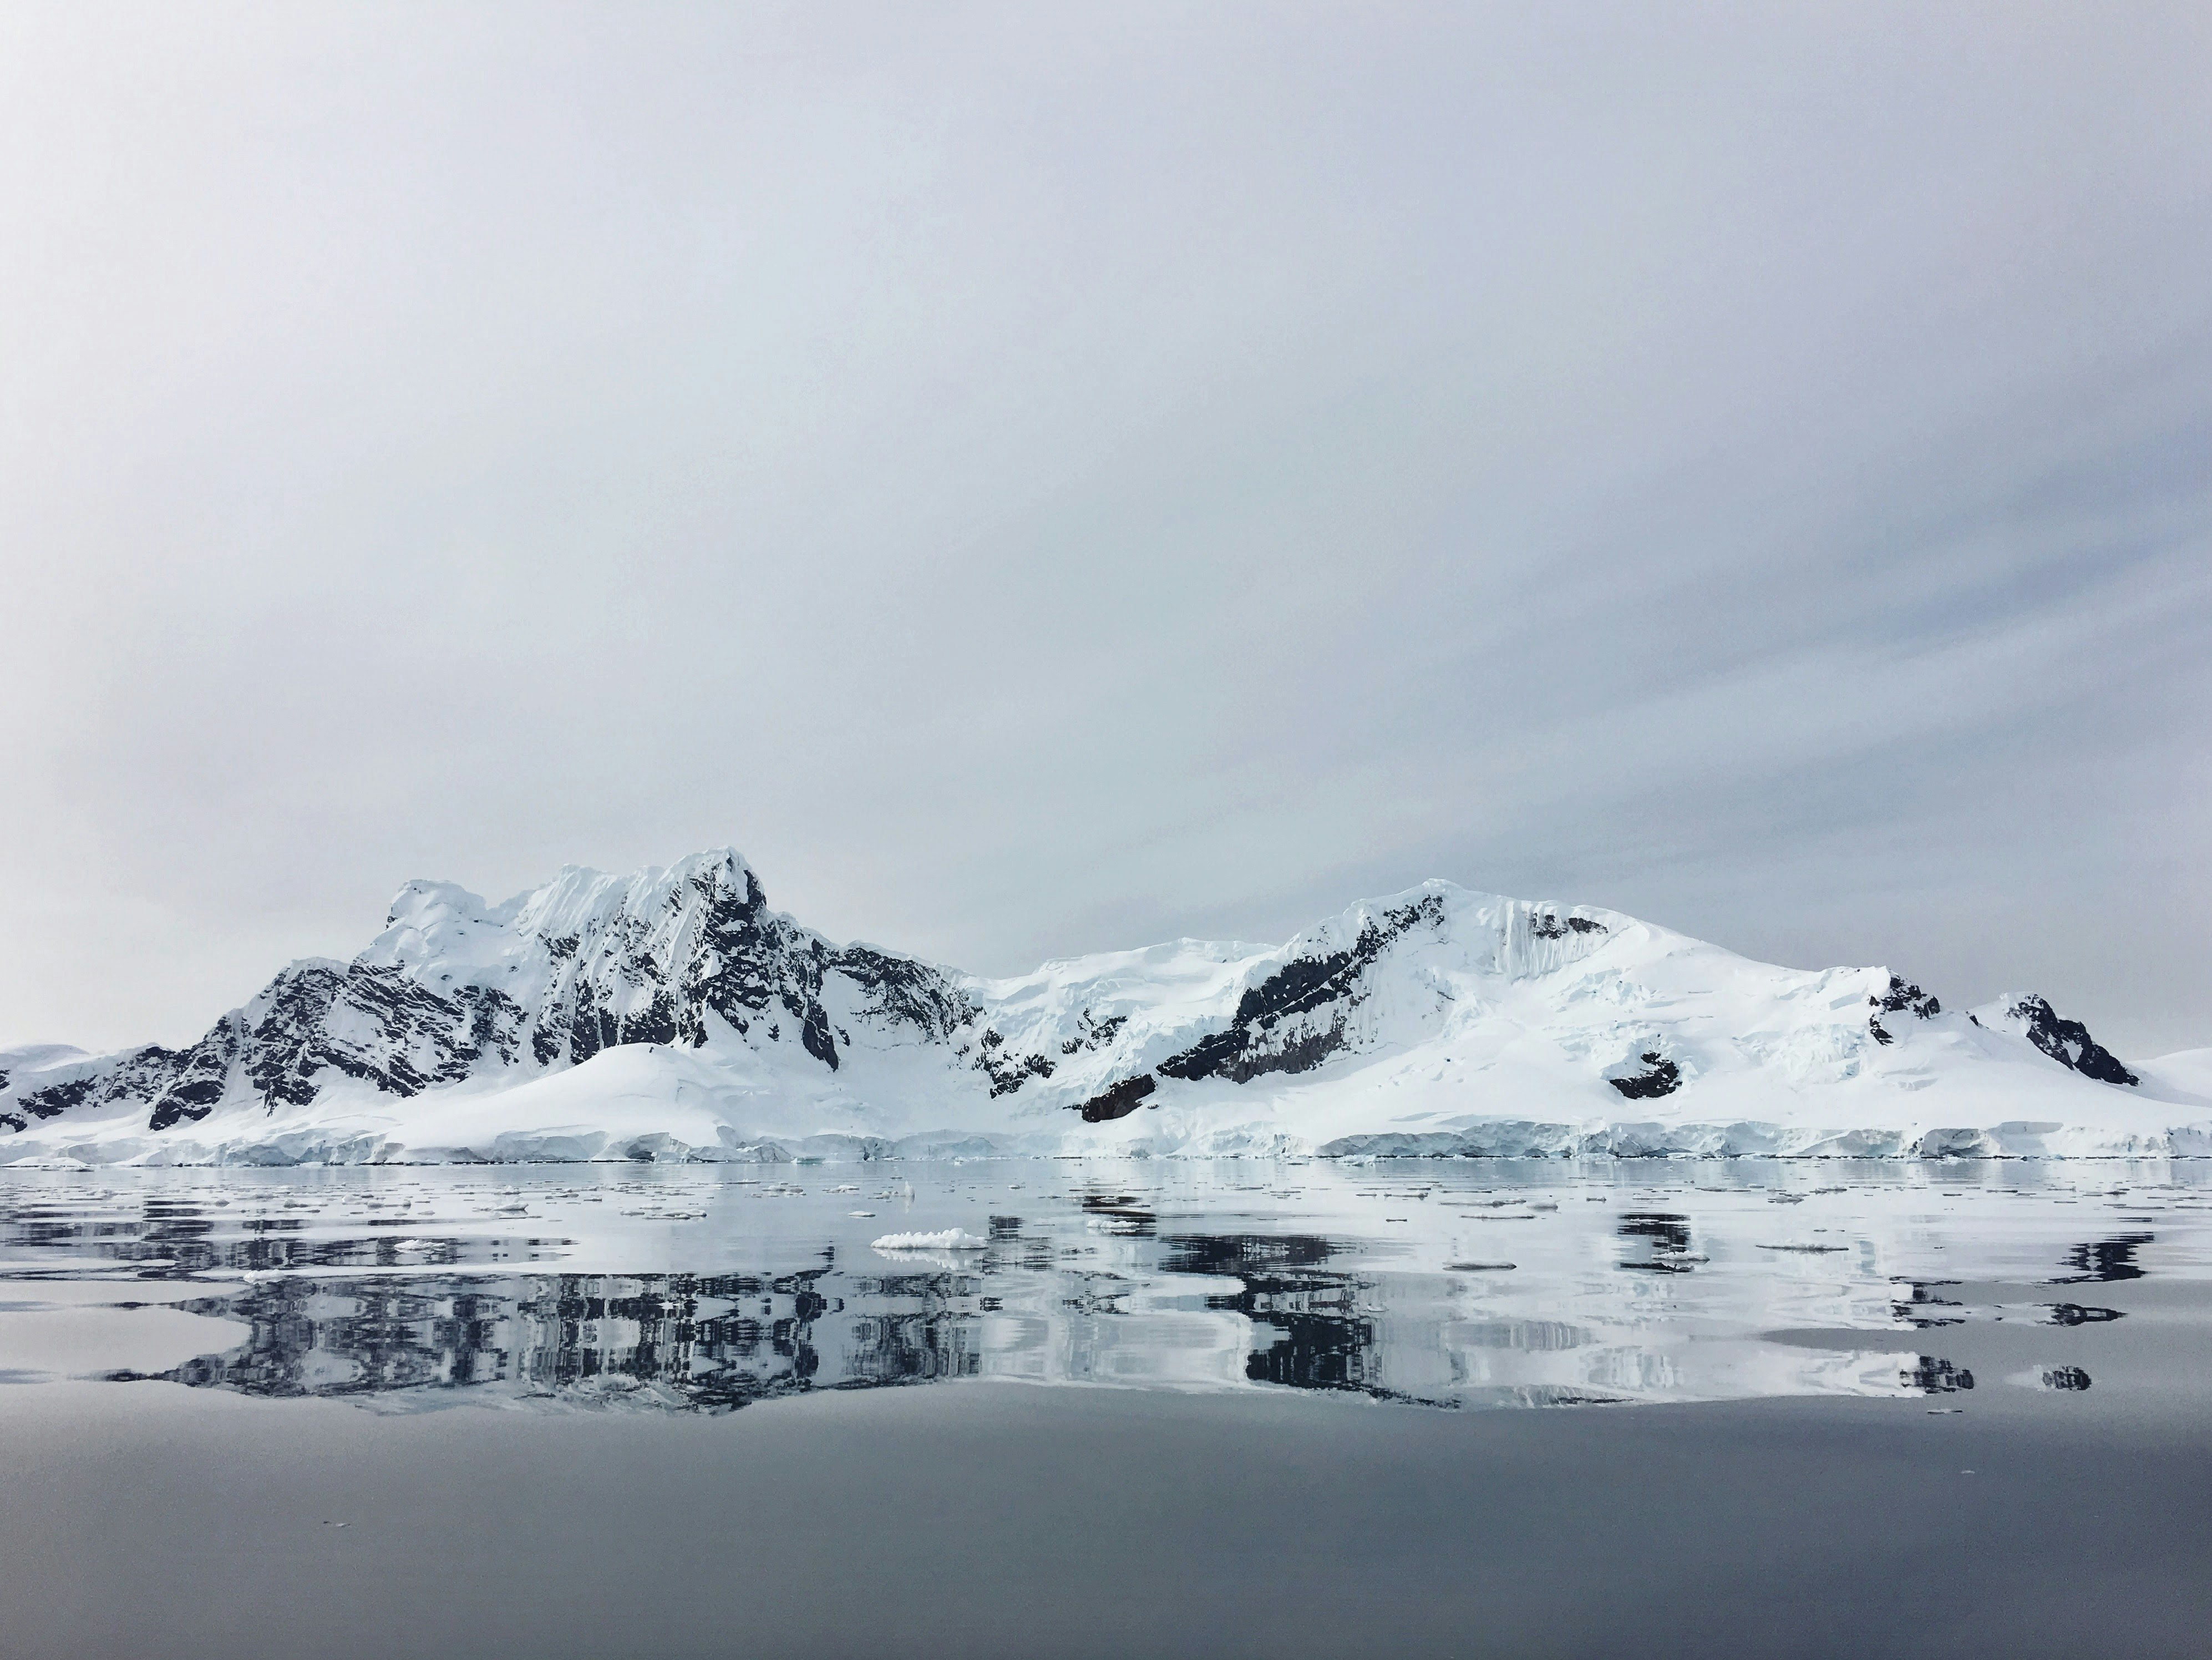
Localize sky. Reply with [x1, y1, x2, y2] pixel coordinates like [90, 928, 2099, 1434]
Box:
[3, 3, 2209, 1058]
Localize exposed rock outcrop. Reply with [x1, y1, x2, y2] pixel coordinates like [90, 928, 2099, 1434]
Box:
[2002, 995, 2138, 1087]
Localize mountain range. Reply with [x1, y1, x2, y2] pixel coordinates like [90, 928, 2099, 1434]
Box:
[4, 848, 2207, 1165]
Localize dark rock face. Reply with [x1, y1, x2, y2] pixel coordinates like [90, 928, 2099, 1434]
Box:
[800, 1006, 840, 1070]
[1607, 1052, 1681, 1100]
[17, 1075, 99, 1121]
[1868, 974, 1940, 1046]
[1059, 1010, 1126, 1056]
[2, 853, 988, 1137]
[552, 859, 972, 1080]
[1157, 895, 1447, 1085]
[585, 864, 972, 1081]
[833, 945, 975, 1042]
[2007, 995, 2138, 1087]
[1878, 976, 1941, 1018]
[536, 859, 973, 1073]
[21, 1035, 247, 1135]
[243, 965, 530, 1109]
[31, 959, 540, 1136]
[1530, 913, 1607, 940]
[146, 1016, 243, 1131]
[1075, 1074, 1156, 1123]
[972, 1028, 1056, 1097]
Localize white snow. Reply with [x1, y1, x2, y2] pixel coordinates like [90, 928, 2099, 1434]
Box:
[870, 1229, 987, 1251]
[3, 852, 2206, 1165]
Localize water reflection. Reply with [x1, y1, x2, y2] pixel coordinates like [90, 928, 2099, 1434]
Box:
[1891, 1280, 1965, 1328]
[2058, 1235, 2154, 1283]
[1168, 1235, 1383, 1396]
[124, 1267, 976, 1410]
[1616, 1211, 1698, 1273]
[1902, 1355, 1975, 1393]
[2, 1158, 2205, 1415]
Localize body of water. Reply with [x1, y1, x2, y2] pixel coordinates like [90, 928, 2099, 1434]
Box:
[3, 1157, 2208, 1657]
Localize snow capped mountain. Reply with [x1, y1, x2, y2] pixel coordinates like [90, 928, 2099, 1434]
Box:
[3, 848, 2205, 1165]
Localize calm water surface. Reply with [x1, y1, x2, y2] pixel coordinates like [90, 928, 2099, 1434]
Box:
[6, 1156, 2212, 1658]
[3, 1156, 2205, 1411]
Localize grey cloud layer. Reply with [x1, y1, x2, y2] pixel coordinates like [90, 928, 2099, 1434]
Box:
[3, 3, 2207, 1054]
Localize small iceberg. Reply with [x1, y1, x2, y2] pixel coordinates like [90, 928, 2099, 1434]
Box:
[870, 1228, 988, 1251]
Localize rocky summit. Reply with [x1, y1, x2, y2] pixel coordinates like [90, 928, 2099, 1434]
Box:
[4, 849, 2208, 1165]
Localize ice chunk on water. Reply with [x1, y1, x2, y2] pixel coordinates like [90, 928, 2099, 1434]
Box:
[870, 1228, 987, 1251]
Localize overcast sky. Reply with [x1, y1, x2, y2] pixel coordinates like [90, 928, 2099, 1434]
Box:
[4, 3, 2208, 1058]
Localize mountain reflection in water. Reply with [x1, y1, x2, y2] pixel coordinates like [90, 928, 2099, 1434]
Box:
[3, 1157, 2205, 1415]
[140, 1268, 971, 1410]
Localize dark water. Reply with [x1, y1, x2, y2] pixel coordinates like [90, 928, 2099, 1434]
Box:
[2, 1158, 2209, 1657]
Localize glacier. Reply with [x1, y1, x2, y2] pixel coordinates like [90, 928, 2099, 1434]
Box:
[2, 847, 2206, 1166]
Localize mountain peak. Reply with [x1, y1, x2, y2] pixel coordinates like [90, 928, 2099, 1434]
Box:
[0, 847, 2195, 1163]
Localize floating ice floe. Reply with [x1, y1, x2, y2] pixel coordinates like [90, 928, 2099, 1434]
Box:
[870, 1228, 987, 1251]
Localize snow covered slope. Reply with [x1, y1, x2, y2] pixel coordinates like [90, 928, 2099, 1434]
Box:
[3, 849, 2204, 1164]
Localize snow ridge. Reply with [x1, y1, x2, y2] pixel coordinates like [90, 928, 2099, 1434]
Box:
[2, 852, 2205, 1165]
